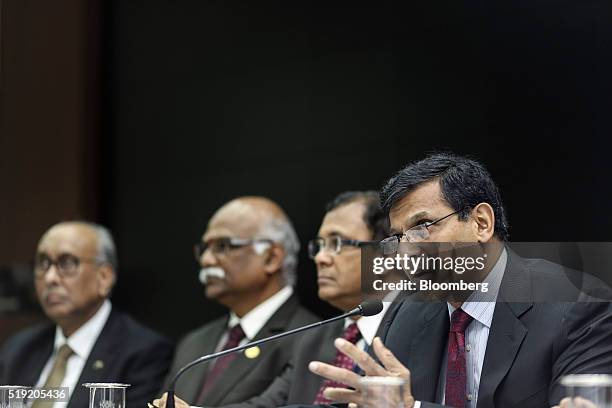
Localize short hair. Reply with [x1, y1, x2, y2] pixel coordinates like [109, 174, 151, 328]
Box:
[380, 153, 510, 241]
[325, 191, 390, 241]
[256, 217, 300, 286]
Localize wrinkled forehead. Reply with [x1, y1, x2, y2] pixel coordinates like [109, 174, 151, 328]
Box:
[388, 181, 451, 230]
[37, 224, 98, 257]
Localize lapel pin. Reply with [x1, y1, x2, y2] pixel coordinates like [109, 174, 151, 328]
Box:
[244, 346, 261, 359]
[93, 360, 105, 370]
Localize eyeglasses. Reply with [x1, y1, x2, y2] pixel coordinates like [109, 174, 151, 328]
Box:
[194, 237, 274, 260]
[380, 207, 469, 254]
[307, 236, 371, 259]
[34, 253, 101, 278]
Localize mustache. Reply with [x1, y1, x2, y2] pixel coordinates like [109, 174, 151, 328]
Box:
[198, 267, 226, 284]
[40, 287, 68, 300]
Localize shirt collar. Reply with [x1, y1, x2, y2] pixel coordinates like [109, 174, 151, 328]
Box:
[54, 300, 112, 359]
[228, 286, 294, 340]
[345, 292, 397, 346]
[447, 248, 507, 328]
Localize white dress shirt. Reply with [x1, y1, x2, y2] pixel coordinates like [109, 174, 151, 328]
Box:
[414, 249, 507, 408]
[219, 285, 294, 349]
[34, 300, 112, 408]
[346, 299, 393, 350]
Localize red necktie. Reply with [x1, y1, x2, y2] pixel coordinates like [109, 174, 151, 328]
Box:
[313, 322, 362, 404]
[196, 324, 246, 404]
[445, 308, 473, 408]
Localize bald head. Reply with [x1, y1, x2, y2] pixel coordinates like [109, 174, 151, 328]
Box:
[208, 196, 289, 235]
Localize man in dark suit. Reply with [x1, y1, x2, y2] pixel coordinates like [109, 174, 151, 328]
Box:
[307, 153, 612, 408]
[207, 191, 398, 408]
[0, 221, 173, 408]
[155, 192, 398, 408]
[158, 197, 317, 407]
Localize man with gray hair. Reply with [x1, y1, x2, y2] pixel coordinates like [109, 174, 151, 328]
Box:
[159, 196, 316, 407]
[0, 221, 173, 408]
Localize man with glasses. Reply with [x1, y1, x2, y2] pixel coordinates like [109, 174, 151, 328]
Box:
[159, 196, 316, 407]
[0, 221, 173, 408]
[307, 153, 612, 408]
[181, 190, 399, 408]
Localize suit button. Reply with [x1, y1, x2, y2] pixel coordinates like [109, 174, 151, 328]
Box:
[467, 393, 473, 401]
[466, 344, 472, 352]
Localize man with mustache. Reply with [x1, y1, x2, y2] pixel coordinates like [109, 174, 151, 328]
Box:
[307, 153, 612, 408]
[160, 197, 316, 407]
[156, 191, 398, 408]
[0, 221, 173, 408]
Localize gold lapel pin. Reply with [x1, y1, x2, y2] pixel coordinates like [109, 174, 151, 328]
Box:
[244, 346, 261, 359]
[93, 360, 105, 370]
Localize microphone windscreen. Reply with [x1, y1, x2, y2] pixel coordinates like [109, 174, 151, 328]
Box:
[360, 300, 384, 316]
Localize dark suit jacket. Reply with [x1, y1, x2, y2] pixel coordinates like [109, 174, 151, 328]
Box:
[0, 308, 174, 408]
[164, 294, 317, 407]
[382, 249, 612, 408]
[222, 300, 403, 408]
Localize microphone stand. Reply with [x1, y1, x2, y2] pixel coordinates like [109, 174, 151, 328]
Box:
[165, 303, 373, 408]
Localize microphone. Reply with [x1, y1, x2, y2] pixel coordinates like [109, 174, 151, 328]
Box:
[164, 300, 383, 408]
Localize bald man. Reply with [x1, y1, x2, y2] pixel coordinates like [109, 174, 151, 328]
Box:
[161, 197, 317, 407]
[0, 221, 173, 408]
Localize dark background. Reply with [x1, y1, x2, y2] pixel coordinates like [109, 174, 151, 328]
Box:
[2, 0, 612, 342]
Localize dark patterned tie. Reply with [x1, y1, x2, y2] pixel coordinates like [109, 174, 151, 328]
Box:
[445, 308, 474, 408]
[196, 324, 246, 404]
[313, 322, 361, 404]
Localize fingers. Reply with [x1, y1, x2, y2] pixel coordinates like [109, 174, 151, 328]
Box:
[333, 338, 388, 376]
[152, 393, 167, 408]
[372, 337, 410, 379]
[152, 393, 189, 408]
[554, 397, 597, 408]
[323, 387, 362, 405]
[309, 361, 362, 389]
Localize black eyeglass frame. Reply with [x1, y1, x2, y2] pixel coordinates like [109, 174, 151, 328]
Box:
[307, 236, 374, 259]
[381, 206, 471, 247]
[194, 237, 275, 261]
[34, 253, 103, 279]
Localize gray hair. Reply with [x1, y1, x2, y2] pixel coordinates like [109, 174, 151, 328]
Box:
[256, 217, 300, 286]
[62, 221, 118, 273]
[91, 224, 118, 273]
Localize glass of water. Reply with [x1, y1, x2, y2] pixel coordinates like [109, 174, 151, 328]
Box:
[359, 376, 406, 408]
[83, 383, 130, 408]
[560, 374, 612, 408]
[0, 386, 28, 408]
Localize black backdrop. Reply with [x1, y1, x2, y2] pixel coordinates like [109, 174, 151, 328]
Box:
[102, 0, 612, 340]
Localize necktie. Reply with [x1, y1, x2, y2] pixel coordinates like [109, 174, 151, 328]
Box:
[313, 322, 362, 404]
[196, 324, 246, 404]
[31, 344, 73, 408]
[445, 308, 474, 408]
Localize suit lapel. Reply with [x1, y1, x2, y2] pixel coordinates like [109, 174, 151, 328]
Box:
[15, 326, 55, 386]
[407, 303, 449, 403]
[179, 318, 228, 402]
[68, 310, 122, 408]
[201, 295, 300, 405]
[477, 249, 533, 408]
